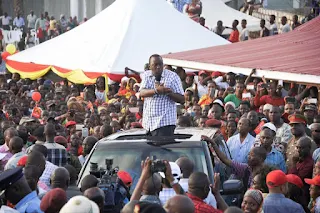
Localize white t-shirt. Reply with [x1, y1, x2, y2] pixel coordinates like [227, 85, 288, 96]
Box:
[269, 23, 278, 35]
[239, 28, 249, 41]
[280, 24, 291, 34]
[0, 16, 11, 25]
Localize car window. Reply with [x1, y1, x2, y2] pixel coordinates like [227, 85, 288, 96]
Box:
[79, 145, 208, 191]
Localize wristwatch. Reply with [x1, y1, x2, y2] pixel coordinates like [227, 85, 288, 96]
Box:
[170, 179, 179, 187]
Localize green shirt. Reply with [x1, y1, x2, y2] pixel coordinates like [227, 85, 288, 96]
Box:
[224, 94, 241, 108]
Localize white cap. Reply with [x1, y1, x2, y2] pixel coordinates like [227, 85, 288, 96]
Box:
[263, 104, 273, 111]
[262, 122, 277, 133]
[225, 101, 236, 109]
[159, 162, 182, 181]
[59, 196, 100, 213]
[213, 99, 224, 108]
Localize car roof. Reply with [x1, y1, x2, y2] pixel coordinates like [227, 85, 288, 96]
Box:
[105, 127, 218, 142]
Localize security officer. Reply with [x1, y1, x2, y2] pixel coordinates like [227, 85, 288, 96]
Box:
[0, 167, 43, 213]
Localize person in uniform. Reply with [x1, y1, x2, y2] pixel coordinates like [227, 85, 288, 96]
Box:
[0, 167, 43, 213]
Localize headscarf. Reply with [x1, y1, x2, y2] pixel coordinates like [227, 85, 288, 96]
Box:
[244, 189, 264, 212]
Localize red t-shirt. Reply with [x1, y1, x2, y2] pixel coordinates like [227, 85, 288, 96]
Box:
[254, 94, 285, 107]
[229, 30, 239, 43]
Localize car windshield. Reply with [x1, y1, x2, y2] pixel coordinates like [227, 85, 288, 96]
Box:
[79, 143, 208, 191]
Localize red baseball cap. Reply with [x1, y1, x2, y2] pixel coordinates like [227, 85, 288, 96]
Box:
[286, 174, 303, 188]
[198, 70, 208, 76]
[118, 170, 133, 186]
[305, 175, 320, 186]
[266, 170, 287, 188]
[211, 71, 222, 77]
[65, 121, 77, 128]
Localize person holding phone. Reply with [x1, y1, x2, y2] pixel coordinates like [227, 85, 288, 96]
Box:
[140, 54, 184, 136]
[198, 82, 216, 107]
[254, 81, 285, 107]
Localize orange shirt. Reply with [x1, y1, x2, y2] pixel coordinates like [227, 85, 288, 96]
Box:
[229, 30, 239, 43]
[198, 94, 212, 107]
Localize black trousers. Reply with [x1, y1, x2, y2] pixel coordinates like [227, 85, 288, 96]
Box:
[149, 125, 176, 137]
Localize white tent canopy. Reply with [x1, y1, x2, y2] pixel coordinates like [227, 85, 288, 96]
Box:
[7, 0, 229, 81]
[201, 0, 261, 33]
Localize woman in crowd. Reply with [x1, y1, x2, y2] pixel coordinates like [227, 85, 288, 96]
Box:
[241, 189, 264, 213]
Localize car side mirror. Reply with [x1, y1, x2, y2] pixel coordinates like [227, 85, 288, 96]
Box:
[221, 179, 244, 195]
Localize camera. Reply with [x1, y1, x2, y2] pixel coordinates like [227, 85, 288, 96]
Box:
[151, 159, 166, 173]
[89, 159, 128, 213]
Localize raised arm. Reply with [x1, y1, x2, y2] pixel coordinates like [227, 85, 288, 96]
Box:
[201, 135, 232, 167]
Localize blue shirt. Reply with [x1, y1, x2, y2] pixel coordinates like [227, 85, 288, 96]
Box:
[227, 133, 255, 163]
[15, 191, 43, 213]
[263, 193, 305, 213]
[264, 148, 286, 172]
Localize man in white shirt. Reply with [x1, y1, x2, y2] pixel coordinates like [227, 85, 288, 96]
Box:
[227, 118, 256, 163]
[279, 16, 291, 34]
[0, 12, 12, 30]
[27, 10, 37, 30]
[269, 15, 278, 35]
[13, 14, 25, 29]
[239, 19, 249, 41]
[35, 13, 46, 30]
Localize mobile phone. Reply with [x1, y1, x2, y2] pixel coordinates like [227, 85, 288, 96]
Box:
[129, 107, 139, 113]
[209, 89, 215, 97]
[243, 93, 251, 98]
[82, 128, 89, 138]
[214, 89, 219, 97]
[308, 98, 318, 104]
[246, 85, 254, 90]
[261, 84, 268, 89]
[278, 80, 283, 86]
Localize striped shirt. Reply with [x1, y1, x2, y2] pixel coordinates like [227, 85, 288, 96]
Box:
[227, 133, 255, 163]
[140, 69, 184, 131]
[43, 142, 67, 167]
[264, 148, 286, 172]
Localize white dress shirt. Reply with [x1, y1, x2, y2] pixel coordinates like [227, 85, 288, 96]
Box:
[227, 133, 256, 163]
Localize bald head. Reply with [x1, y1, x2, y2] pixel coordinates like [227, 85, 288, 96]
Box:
[224, 206, 244, 213]
[4, 127, 19, 145]
[164, 195, 195, 213]
[84, 187, 105, 212]
[188, 172, 210, 199]
[175, 157, 194, 178]
[81, 174, 99, 192]
[9, 136, 23, 153]
[51, 167, 70, 190]
[142, 173, 162, 195]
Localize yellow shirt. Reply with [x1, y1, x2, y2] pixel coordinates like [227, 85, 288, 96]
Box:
[49, 20, 57, 30]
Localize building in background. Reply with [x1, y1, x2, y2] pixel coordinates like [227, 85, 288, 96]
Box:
[1, 0, 115, 22]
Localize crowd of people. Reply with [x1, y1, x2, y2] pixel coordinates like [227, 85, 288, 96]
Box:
[0, 53, 318, 213]
[0, 10, 87, 51]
